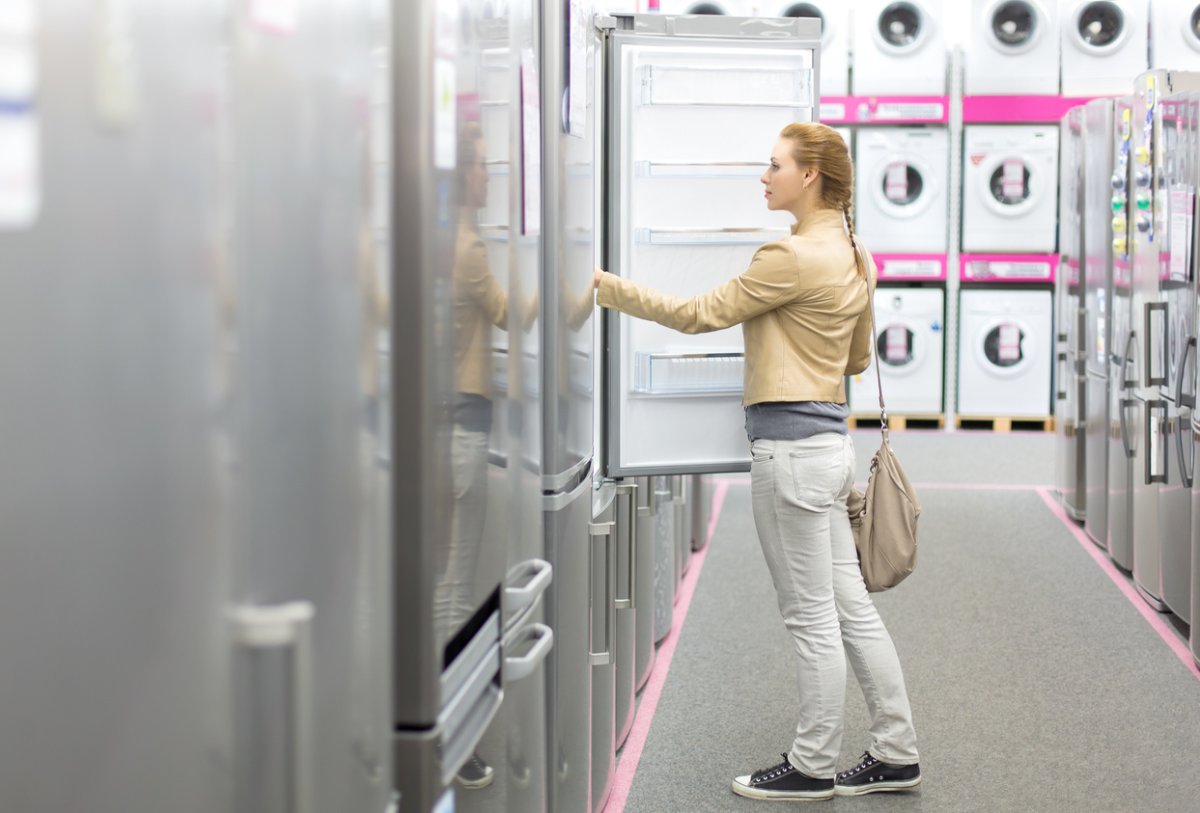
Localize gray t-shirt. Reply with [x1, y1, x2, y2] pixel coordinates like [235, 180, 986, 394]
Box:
[744, 400, 849, 442]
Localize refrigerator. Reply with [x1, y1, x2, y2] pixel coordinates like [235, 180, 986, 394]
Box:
[0, 3, 236, 810]
[1130, 70, 1200, 614]
[394, 0, 523, 809]
[1107, 95, 1138, 573]
[1056, 106, 1087, 522]
[1083, 98, 1115, 549]
[1156, 92, 1198, 622]
[1190, 90, 1200, 664]
[1, 3, 394, 812]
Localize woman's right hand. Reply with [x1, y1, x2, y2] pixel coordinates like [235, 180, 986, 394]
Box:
[593, 266, 605, 289]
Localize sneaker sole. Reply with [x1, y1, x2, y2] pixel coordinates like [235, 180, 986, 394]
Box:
[834, 776, 921, 796]
[457, 773, 495, 791]
[731, 779, 834, 801]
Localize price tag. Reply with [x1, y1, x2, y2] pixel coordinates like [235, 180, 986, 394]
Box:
[885, 161, 908, 202]
[998, 324, 1021, 363]
[1168, 187, 1193, 282]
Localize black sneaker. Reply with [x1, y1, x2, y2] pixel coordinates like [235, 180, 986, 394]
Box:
[456, 752, 494, 790]
[835, 751, 921, 796]
[731, 753, 835, 801]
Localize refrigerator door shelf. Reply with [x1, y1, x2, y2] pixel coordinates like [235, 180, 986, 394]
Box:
[636, 160, 769, 178]
[633, 351, 744, 395]
[634, 226, 790, 245]
[640, 62, 813, 108]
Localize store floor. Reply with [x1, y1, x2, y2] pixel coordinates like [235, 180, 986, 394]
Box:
[611, 430, 1200, 813]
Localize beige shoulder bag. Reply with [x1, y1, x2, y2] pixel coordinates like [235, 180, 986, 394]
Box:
[846, 274, 921, 592]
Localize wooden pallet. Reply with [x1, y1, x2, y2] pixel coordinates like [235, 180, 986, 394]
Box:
[955, 415, 1055, 432]
[848, 414, 946, 432]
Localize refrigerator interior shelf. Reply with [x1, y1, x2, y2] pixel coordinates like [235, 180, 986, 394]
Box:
[641, 64, 812, 109]
[478, 224, 509, 242]
[635, 226, 788, 245]
[633, 351, 744, 396]
[485, 160, 510, 175]
[635, 160, 767, 178]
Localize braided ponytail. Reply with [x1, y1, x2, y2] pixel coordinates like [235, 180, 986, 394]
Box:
[842, 201, 869, 282]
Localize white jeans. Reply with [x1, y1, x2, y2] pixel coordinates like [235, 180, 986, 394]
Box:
[750, 433, 919, 778]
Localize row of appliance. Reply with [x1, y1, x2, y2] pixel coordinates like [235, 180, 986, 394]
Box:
[1054, 69, 1200, 672]
[847, 287, 1055, 418]
[653, 0, 1200, 98]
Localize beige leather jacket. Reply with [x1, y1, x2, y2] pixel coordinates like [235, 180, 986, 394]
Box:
[596, 207, 874, 406]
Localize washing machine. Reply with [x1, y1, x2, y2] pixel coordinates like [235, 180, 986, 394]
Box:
[849, 287, 945, 415]
[854, 127, 949, 253]
[658, 1, 753, 14]
[1060, 0, 1149, 96]
[958, 288, 1054, 417]
[1150, 0, 1200, 69]
[962, 125, 1060, 252]
[966, 0, 1061, 95]
[762, 1, 851, 96]
[852, 0, 946, 95]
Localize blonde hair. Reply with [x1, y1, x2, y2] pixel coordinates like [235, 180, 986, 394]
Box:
[779, 122, 870, 281]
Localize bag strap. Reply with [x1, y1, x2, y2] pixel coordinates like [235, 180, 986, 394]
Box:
[862, 253, 888, 442]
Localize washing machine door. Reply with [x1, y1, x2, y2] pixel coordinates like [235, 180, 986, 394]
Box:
[871, 150, 937, 220]
[685, 2, 732, 13]
[1067, 1, 1129, 55]
[984, 0, 1045, 54]
[874, 316, 930, 377]
[1182, 4, 1200, 54]
[975, 150, 1047, 217]
[975, 318, 1035, 376]
[873, 1, 935, 54]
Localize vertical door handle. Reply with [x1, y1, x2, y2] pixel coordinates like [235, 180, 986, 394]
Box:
[504, 623, 555, 683]
[232, 602, 315, 813]
[1119, 398, 1137, 459]
[1145, 302, 1168, 386]
[1122, 331, 1139, 388]
[615, 482, 637, 611]
[1176, 410, 1195, 489]
[1146, 400, 1168, 484]
[1177, 337, 1197, 408]
[1056, 352, 1068, 400]
[589, 521, 615, 666]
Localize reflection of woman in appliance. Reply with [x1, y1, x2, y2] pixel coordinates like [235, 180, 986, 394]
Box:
[434, 122, 511, 792]
[594, 123, 921, 801]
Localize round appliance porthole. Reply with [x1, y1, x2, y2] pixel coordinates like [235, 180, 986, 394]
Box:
[988, 164, 1032, 205]
[1187, 5, 1200, 52]
[988, 0, 1041, 53]
[880, 165, 925, 206]
[876, 326, 916, 367]
[783, 3, 830, 43]
[687, 2, 727, 13]
[981, 323, 1027, 370]
[877, 2, 927, 51]
[1071, 1, 1127, 52]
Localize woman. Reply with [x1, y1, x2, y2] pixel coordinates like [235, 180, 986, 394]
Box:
[593, 123, 921, 801]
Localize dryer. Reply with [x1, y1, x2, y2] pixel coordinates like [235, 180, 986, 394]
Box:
[1060, 0, 1149, 96]
[852, 0, 946, 95]
[966, 0, 1061, 95]
[1150, 0, 1200, 70]
[849, 287, 945, 415]
[766, 1, 851, 96]
[963, 125, 1060, 252]
[854, 127, 949, 253]
[958, 289, 1054, 417]
[658, 1, 753, 14]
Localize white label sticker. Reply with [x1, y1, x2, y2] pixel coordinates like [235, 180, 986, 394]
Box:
[0, 0, 37, 228]
[885, 325, 908, 363]
[1169, 187, 1193, 282]
[998, 324, 1021, 362]
[1001, 158, 1025, 201]
[885, 161, 908, 202]
[819, 101, 846, 121]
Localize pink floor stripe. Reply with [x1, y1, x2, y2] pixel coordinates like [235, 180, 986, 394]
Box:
[603, 480, 730, 813]
[1035, 487, 1200, 680]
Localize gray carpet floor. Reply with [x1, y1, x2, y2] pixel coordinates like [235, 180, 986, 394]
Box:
[619, 433, 1200, 813]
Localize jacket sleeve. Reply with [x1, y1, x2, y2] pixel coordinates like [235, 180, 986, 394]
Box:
[595, 242, 797, 334]
[844, 304, 872, 376]
[462, 235, 509, 329]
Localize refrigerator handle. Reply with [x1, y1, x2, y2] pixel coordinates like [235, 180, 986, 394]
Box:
[1176, 410, 1195, 489]
[504, 558, 553, 619]
[1119, 398, 1137, 460]
[231, 602, 315, 813]
[1145, 302, 1168, 387]
[589, 520, 615, 666]
[1177, 337, 1197, 409]
[615, 482, 637, 611]
[1122, 331, 1139, 388]
[1056, 351, 1068, 401]
[1146, 400, 1168, 484]
[504, 623, 555, 683]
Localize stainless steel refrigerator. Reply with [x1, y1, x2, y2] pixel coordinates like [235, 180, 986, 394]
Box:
[394, 0, 521, 809]
[1107, 95, 1138, 573]
[1130, 70, 1200, 613]
[1155, 92, 1198, 622]
[1056, 106, 1087, 522]
[596, 8, 819, 811]
[1083, 98, 1115, 549]
[0, 3, 393, 812]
